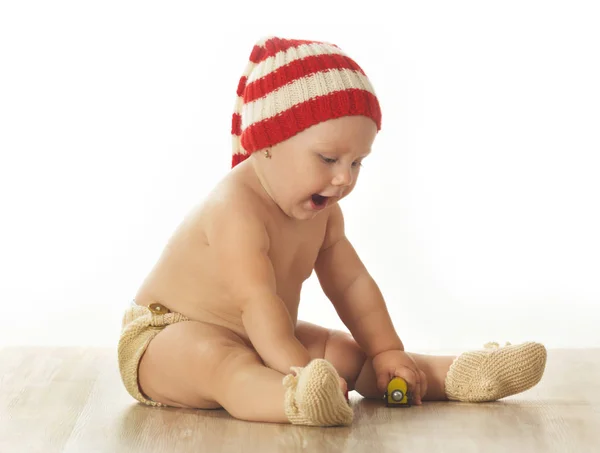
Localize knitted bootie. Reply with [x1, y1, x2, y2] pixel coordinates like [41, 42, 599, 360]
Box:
[445, 341, 547, 402]
[283, 359, 353, 426]
[444, 341, 546, 402]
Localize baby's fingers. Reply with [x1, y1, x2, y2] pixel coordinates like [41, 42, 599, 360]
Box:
[376, 372, 392, 395]
[395, 367, 422, 405]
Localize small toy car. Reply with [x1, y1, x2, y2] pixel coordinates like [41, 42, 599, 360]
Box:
[385, 377, 412, 407]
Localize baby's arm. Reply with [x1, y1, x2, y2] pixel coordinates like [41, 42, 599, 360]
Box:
[314, 204, 404, 357]
[210, 201, 311, 375]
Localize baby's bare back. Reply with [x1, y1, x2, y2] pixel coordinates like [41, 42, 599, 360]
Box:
[134, 165, 329, 342]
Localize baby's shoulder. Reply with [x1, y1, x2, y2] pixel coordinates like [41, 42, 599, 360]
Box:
[204, 175, 265, 219]
[200, 177, 269, 244]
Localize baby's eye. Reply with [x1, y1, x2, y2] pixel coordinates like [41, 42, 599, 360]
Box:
[319, 155, 337, 164]
[318, 154, 363, 168]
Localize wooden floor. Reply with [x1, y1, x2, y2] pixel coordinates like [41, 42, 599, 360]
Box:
[1, 347, 598, 453]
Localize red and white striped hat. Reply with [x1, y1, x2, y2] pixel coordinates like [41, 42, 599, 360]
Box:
[231, 36, 382, 168]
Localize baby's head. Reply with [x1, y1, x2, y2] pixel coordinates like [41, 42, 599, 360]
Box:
[231, 36, 381, 219]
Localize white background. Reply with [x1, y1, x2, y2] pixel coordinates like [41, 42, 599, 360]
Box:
[1, 1, 598, 351]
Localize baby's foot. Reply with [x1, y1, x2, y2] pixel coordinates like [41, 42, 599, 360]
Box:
[283, 359, 353, 426]
[445, 342, 547, 402]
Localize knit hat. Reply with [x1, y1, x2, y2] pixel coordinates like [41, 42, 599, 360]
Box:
[231, 36, 382, 168]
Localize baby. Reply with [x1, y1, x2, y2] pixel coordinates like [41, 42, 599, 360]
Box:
[118, 36, 547, 426]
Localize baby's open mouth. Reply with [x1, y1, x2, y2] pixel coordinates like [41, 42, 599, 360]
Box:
[311, 194, 328, 206]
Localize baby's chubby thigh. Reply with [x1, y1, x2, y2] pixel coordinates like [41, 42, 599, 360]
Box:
[295, 320, 367, 390]
[138, 319, 262, 410]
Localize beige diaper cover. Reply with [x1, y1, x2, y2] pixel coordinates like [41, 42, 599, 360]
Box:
[117, 301, 189, 406]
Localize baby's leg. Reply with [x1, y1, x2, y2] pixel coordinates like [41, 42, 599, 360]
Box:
[295, 321, 453, 401]
[138, 320, 288, 423]
[296, 321, 547, 403]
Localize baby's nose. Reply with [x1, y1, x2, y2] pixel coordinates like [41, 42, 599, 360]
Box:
[332, 168, 353, 186]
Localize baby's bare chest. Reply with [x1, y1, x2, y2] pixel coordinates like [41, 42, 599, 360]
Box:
[270, 232, 323, 288]
[263, 228, 324, 322]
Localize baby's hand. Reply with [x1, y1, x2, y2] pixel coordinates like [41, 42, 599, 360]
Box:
[372, 350, 427, 405]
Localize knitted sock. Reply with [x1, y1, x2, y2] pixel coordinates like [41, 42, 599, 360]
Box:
[283, 359, 353, 426]
[445, 341, 547, 402]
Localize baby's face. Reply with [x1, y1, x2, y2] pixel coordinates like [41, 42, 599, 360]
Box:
[258, 115, 377, 220]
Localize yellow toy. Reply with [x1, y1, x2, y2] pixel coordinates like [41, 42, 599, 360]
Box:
[385, 377, 412, 407]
